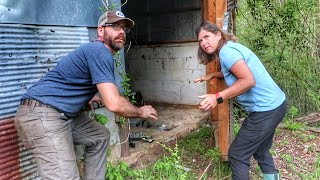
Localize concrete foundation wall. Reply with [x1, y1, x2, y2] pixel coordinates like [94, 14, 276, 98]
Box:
[126, 42, 206, 105]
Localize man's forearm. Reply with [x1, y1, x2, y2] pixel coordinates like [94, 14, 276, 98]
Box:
[113, 96, 143, 117]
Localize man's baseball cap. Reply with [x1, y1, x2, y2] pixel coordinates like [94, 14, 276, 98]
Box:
[98, 10, 135, 28]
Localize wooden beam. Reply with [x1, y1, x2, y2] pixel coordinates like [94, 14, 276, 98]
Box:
[216, 0, 229, 162]
[202, 0, 230, 161]
[202, 0, 218, 121]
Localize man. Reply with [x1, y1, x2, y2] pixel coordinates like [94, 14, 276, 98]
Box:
[14, 10, 158, 180]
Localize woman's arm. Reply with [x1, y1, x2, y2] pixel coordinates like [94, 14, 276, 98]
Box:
[198, 59, 255, 111]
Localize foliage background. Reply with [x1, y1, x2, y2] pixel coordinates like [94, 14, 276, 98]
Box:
[236, 0, 320, 115]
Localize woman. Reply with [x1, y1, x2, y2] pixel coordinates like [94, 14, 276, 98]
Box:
[195, 21, 287, 180]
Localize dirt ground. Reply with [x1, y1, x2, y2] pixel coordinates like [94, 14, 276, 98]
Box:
[119, 103, 211, 169]
[115, 104, 319, 179]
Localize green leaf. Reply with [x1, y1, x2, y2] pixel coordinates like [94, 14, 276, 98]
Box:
[94, 114, 109, 125]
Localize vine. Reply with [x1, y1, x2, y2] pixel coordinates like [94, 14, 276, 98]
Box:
[114, 51, 136, 125]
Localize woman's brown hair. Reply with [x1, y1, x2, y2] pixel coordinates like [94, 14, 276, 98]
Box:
[195, 21, 237, 64]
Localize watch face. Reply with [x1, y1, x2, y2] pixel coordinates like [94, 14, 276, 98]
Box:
[217, 97, 223, 104]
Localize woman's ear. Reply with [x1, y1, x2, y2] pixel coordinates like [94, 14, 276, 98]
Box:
[217, 31, 222, 40]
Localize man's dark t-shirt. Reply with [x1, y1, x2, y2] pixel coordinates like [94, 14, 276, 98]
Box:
[24, 41, 115, 117]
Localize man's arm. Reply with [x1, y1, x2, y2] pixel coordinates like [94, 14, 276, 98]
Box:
[97, 82, 158, 119]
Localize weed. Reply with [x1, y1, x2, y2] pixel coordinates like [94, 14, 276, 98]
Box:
[206, 148, 232, 179]
[284, 106, 305, 131]
[300, 133, 317, 142]
[279, 140, 289, 146]
[105, 161, 140, 180]
[179, 126, 212, 155]
[285, 121, 304, 131]
[300, 154, 320, 180]
[233, 120, 241, 135]
[281, 153, 293, 163]
[139, 143, 193, 180]
[93, 113, 109, 125]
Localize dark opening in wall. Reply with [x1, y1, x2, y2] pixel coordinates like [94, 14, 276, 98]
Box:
[122, 0, 202, 45]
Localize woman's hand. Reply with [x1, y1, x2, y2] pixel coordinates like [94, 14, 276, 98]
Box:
[194, 76, 206, 83]
[198, 94, 218, 111]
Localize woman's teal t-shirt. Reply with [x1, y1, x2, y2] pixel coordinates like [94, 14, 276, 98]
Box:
[219, 41, 286, 112]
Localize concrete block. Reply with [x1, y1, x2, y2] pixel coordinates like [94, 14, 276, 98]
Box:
[164, 57, 185, 70]
[145, 70, 173, 81]
[162, 80, 182, 95]
[181, 83, 206, 105]
[172, 70, 188, 81]
[132, 80, 163, 91]
[183, 57, 200, 70]
[161, 91, 182, 104]
[170, 43, 198, 58]
[145, 58, 165, 70]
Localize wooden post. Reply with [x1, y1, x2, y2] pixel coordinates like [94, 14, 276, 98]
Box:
[202, 0, 230, 161]
[115, 115, 130, 157]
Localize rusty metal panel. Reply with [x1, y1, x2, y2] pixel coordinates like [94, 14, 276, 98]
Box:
[0, 118, 41, 180]
[0, 0, 103, 27]
[0, 23, 90, 119]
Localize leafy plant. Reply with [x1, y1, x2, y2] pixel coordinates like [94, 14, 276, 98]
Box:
[139, 143, 192, 180]
[93, 113, 109, 125]
[284, 106, 305, 131]
[237, 0, 320, 114]
[105, 161, 140, 180]
[113, 52, 136, 125]
[281, 153, 293, 163]
[179, 126, 212, 155]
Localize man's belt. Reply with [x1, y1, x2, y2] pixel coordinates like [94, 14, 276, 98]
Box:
[20, 99, 52, 108]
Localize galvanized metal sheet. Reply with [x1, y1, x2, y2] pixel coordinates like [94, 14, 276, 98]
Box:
[0, 0, 104, 27]
[0, 118, 40, 180]
[0, 23, 90, 119]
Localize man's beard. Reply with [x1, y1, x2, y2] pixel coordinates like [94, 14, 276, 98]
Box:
[104, 35, 126, 52]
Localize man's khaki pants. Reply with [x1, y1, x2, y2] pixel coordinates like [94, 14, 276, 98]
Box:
[14, 105, 110, 180]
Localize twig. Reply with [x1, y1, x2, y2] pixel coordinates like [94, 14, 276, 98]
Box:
[198, 159, 213, 180]
[219, 175, 232, 180]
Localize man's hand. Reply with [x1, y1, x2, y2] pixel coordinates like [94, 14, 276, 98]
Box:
[139, 105, 158, 120]
[88, 94, 104, 110]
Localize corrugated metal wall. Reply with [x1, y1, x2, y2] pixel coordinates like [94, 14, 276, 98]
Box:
[0, 1, 122, 179]
[0, 24, 90, 179]
[0, 118, 41, 180]
[0, 24, 90, 119]
[0, 0, 102, 27]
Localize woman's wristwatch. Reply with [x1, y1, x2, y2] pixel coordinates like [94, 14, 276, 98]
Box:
[215, 92, 223, 104]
